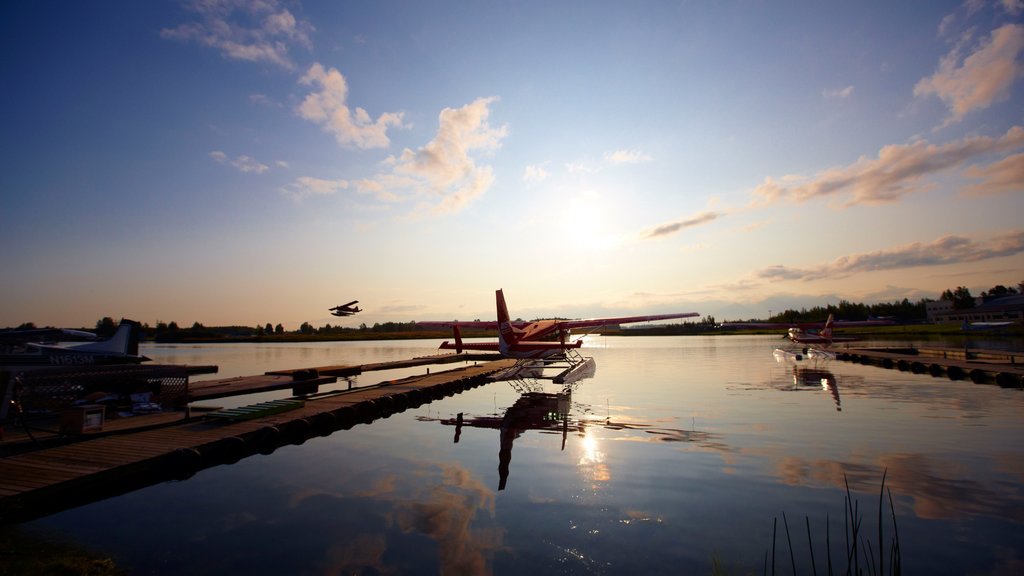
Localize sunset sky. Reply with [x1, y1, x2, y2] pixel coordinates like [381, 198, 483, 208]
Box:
[2, 0, 1022, 329]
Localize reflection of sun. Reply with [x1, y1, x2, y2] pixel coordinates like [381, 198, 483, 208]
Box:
[578, 430, 611, 484]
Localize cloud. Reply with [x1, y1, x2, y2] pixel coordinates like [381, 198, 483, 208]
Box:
[641, 211, 722, 239]
[297, 63, 407, 149]
[161, 0, 313, 70]
[280, 175, 349, 201]
[388, 96, 507, 214]
[1002, 0, 1024, 17]
[209, 150, 269, 173]
[522, 164, 549, 183]
[753, 125, 1024, 206]
[963, 152, 1024, 195]
[914, 23, 1024, 126]
[286, 97, 506, 214]
[756, 229, 1024, 281]
[822, 85, 854, 99]
[604, 149, 653, 165]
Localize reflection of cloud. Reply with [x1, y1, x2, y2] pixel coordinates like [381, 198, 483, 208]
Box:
[297, 63, 407, 149]
[773, 453, 1024, 522]
[288, 461, 504, 575]
[161, 0, 313, 70]
[755, 229, 1024, 281]
[391, 465, 503, 575]
[641, 211, 723, 239]
[914, 24, 1024, 126]
[753, 126, 1024, 206]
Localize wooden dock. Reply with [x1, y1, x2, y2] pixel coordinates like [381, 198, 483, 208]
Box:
[834, 347, 1024, 387]
[0, 356, 515, 524]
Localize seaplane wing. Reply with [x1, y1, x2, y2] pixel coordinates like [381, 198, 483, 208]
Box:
[723, 318, 893, 329]
[419, 289, 699, 359]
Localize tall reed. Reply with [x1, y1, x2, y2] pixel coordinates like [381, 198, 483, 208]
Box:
[764, 470, 901, 576]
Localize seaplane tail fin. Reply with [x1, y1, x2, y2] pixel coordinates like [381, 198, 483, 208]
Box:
[70, 320, 141, 356]
[821, 314, 834, 340]
[496, 289, 518, 354]
[452, 324, 464, 353]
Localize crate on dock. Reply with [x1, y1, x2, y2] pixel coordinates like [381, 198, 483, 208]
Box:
[60, 404, 105, 434]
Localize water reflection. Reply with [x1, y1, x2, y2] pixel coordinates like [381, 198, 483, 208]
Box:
[422, 376, 726, 492]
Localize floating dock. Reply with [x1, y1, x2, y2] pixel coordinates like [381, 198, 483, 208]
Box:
[834, 347, 1023, 387]
[0, 355, 514, 524]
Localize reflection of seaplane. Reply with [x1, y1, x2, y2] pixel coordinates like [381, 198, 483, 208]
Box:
[791, 367, 842, 412]
[420, 289, 698, 378]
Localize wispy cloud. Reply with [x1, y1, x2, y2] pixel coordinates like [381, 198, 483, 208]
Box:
[290, 98, 507, 214]
[914, 23, 1024, 126]
[753, 125, 1024, 206]
[279, 175, 348, 202]
[296, 63, 407, 149]
[387, 97, 508, 215]
[756, 230, 1024, 281]
[209, 150, 269, 173]
[523, 164, 550, 183]
[641, 211, 723, 239]
[822, 85, 854, 99]
[1001, 0, 1024, 17]
[161, 0, 313, 70]
[963, 151, 1024, 195]
[604, 149, 653, 165]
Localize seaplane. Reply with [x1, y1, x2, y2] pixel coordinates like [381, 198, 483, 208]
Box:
[328, 300, 361, 317]
[419, 289, 699, 382]
[0, 319, 149, 370]
[727, 314, 894, 361]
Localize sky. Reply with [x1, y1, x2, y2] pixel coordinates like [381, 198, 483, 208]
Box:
[1, 0, 1022, 330]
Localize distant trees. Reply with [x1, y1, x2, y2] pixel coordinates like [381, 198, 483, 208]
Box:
[981, 284, 1020, 298]
[941, 286, 976, 309]
[95, 317, 117, 337]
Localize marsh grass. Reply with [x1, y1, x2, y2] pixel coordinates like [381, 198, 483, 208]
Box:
[764, 470, 900, 576]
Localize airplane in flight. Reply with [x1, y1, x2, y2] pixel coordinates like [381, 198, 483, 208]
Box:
[419, 289, 699, 365]
[328, 300, 361, 317]
[0, 319, 149, 370]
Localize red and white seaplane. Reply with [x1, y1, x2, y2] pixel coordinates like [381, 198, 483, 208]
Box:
[420, 289, 699, 382]
[726, 314, 893, 361]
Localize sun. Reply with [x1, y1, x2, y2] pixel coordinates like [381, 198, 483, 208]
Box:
[562, 192, 619, 252]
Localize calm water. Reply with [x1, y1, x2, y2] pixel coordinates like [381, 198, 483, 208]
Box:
[14, 336, 1024, 574]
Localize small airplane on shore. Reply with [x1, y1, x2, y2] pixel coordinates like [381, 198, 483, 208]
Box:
[0, 319, 149, 370]
[328, 301, 361, 317]
[419, 289, 699, 362]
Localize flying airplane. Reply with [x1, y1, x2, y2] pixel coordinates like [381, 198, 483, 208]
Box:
[329, 300, 361, 317]
[419, 289, 699, 361]
[0, 319, 149, 370]
[725, 314, 893, 351]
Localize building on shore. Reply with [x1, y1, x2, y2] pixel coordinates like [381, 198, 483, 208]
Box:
[925, 294, 1024, 324]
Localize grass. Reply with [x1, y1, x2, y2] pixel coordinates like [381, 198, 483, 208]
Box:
[762, 470, 901, 576]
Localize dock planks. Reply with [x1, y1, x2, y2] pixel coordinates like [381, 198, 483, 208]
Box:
[0, 356, 515, 524]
